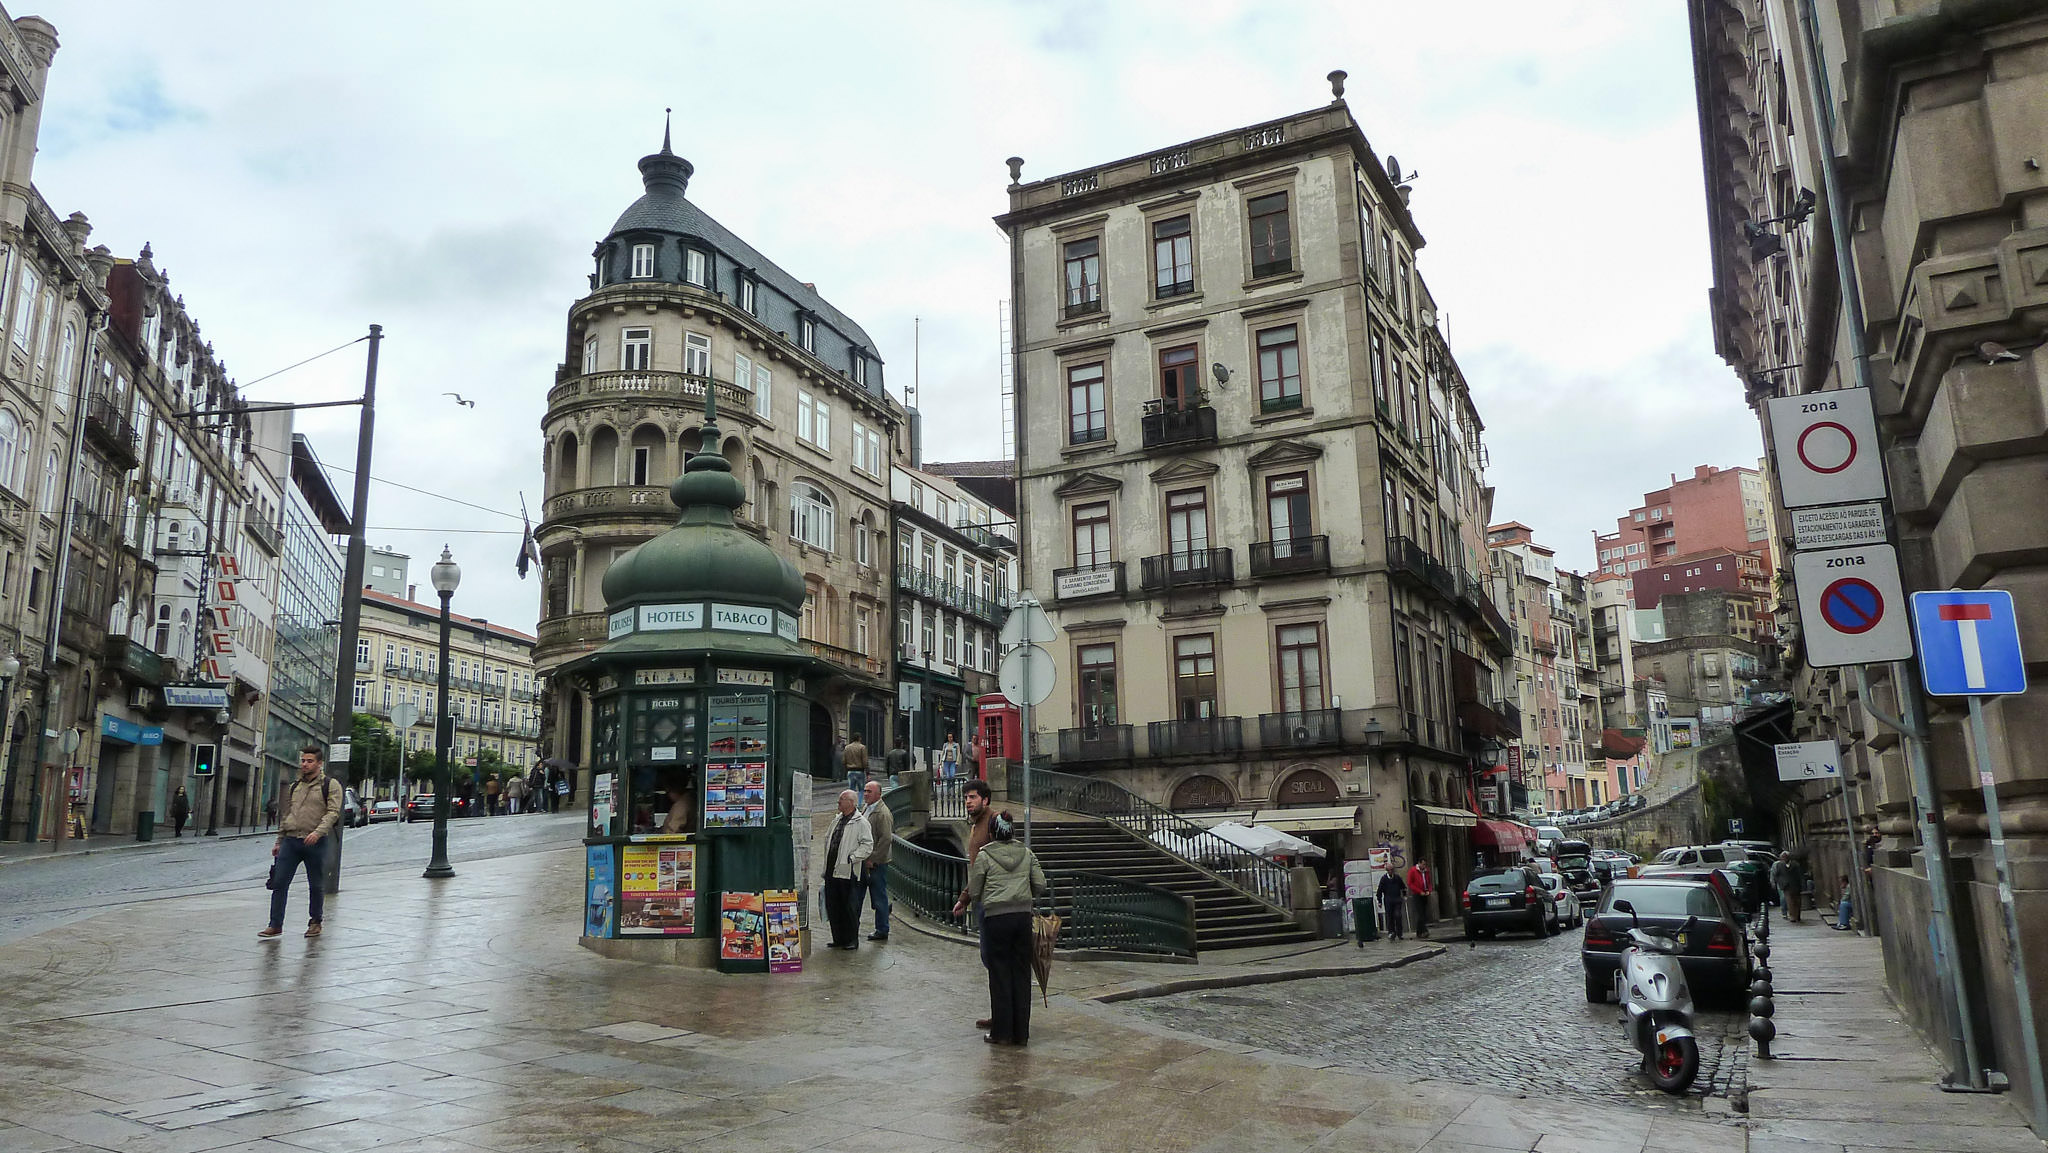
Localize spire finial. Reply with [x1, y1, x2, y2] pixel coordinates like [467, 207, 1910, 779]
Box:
[662, 107, 672, 154]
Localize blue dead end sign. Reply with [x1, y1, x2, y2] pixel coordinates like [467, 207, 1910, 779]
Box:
[1911, 590, 2027, 697]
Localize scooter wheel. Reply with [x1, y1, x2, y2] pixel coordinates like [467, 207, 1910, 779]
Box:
[1646, 1036, 1699, 1093]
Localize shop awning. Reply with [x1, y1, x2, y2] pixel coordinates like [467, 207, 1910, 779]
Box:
[1183, 809, 1259, 829]
[1414, 804, 1478, 828]
[1472, 819, 1536, 850]
[1248, 806, 1363, 835]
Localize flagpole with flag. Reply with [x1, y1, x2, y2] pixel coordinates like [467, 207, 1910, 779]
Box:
[516, 494, 540, 579]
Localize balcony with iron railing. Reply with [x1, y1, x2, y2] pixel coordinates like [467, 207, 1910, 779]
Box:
[1257, 708, 1344, 750]
[893, 567, 1009, 626]
[1146, 716, 1242, 758]
[1057, 724, 1133, 763]
[69, 500, 114, 543]
[84, 393, 140, 470]
[1138, 547, 1234, 594]
[1249, 535, 1329, 578]
[1458, 571, 1515, 655]
[246, 517, 283, 556]
[1140, 403, 1217, 450]
[1385, 535, 1460, 604]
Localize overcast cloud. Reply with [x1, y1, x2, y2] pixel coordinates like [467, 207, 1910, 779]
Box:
[26, 0, 1760, 628]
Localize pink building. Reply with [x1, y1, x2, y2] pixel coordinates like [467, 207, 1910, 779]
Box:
[1594, 464, 1774, 582]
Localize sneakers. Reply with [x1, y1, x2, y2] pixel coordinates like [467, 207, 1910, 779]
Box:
[257, 926, 282, 939]
[304, 922, 322, 938]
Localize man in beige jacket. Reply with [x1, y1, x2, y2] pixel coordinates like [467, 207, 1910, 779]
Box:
[860, 779, 893, 941]
[262, 745, 342, 939]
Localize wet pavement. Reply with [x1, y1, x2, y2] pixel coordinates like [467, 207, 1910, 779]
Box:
[1123, 923, 1750, 1114]
[0, 813, 2032, 1152]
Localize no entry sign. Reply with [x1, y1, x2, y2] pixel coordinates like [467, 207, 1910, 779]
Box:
[1791, 544, 1913, 667]
[1766, 389, 1888, 509]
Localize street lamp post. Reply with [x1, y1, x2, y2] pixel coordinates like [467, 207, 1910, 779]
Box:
[203, 706, 231, 836]
[424, 545, 459, 879]
[0, 652, 19, 839]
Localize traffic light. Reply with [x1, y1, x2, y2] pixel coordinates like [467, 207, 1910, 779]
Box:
[194, 743, 218, 777]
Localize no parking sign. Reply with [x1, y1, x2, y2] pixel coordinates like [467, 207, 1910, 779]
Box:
[1791, 545, 1914, 667]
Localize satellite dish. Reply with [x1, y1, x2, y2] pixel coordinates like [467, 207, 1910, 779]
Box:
[1386, 156, 1402, 183]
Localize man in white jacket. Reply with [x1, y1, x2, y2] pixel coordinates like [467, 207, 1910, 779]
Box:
[822, 789, 874, 950]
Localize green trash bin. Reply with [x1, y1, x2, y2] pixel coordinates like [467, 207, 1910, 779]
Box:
[1353, 897, 1379, 944]
[136, 811, 155, 842]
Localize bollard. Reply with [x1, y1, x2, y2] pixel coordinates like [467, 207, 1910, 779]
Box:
[1749, 914, 1776, 1058]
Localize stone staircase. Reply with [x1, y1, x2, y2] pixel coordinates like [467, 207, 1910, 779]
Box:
[1027, 821, 1317, 951]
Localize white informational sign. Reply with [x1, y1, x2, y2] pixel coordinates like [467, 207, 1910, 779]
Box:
[640, 603, 706, 631]
[634, 668, 696, 686]
[897, 682, 921, 712]
[1774, 740, 1842, 781]
[1054, 566, 1119, 600]
[608, 609, 636, 639]
[163, 683, 231, 709]
[709, 603, 774, 634]
[1000, 597, 1056, 646]
[328, 740, 350, 764]
[1791, 544, 1915, 667]
[1790, 501, 1888, 551]
[1766, 389, 1888, 509]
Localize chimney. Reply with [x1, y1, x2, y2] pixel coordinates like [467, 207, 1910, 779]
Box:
[408, 583, 417, 602]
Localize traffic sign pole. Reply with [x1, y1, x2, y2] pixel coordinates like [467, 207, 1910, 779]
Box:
[1967, 694, 2048, 1129]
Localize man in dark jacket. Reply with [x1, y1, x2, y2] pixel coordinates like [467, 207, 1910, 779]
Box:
[1376, 866, 1408, 939]
[170, 787, 191, 838]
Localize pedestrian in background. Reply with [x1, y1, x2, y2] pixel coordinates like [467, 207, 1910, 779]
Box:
[842, 734, 867, 795]
[965, 811, 1048, 1046]
[1405, 857, 1434, 939]
[1833, 873, 1854, 930]
[1772, 853, 1805, 923]
[484, 773, 502, 816]
[885, 735, 911, 786]
[1376, 865, 1408, 939]
[170, 786, 191, 838]
[505, 772, 526, 814]
[821, 789, 873, 950]
[941, 732, 960, 781]
[861, 779, 893, 941]
[261, 745, 342, 940]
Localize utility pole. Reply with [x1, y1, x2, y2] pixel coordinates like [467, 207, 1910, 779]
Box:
[322, 324, 380, 894]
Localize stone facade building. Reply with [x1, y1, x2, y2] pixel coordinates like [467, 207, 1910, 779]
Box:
[999, 85, 1515, 913]
[534, 132, 905, 795]
[1689, 0, 2048, 1111]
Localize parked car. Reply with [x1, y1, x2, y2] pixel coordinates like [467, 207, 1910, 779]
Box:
[1554, 839, 1600, 899]
[1583, 877, 1753, 1004]
[1462, 865, 1558, 939]
[1534, 825, 1565, 856]
[1648, 844, 1771, 911]
[403, 794, 435, 822]
[368, 800, 401, 823]
[1628, 792, 1648, 810]
[1539, 873, 1583, 929]
[342, 788, 367, 828]
[1590, 849, 1638, 886]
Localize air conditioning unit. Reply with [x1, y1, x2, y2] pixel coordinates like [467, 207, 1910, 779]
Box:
[131, 687, 155, 709]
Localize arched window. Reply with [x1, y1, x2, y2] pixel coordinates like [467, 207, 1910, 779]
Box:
[790, 482, 833, 551]
[855, 511, 875, 567]
[42, 450, 57, 509]
[0, 407, 22, 494]
[153, 604, 171, 654]
[53, 321, 74, 408]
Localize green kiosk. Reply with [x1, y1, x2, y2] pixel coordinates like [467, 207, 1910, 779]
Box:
[568, 396, 829, 973]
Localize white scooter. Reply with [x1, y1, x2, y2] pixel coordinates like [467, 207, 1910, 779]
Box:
[1610, 899, 1701, 1093]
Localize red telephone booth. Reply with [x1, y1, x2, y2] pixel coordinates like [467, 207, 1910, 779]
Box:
[975, 694, 1019, 781]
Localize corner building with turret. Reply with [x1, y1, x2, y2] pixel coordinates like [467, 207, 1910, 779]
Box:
[534, 133, 905, 801]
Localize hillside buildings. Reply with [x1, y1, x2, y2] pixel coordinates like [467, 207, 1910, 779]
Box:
[533, 132, 908, 790]
[999, 81, 1516, 906]
[1688, 0, 2048, 1106]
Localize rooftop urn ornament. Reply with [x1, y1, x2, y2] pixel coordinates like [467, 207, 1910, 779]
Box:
[1328, 70, 1347, 101]
[1006, 156, 1024, 188]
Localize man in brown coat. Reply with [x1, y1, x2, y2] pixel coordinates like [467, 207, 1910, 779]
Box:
[843, 735, 869, 794]
[261, 745, 343, 940]
[950, 779, 996, 1029]
[860, 779, 893, 941]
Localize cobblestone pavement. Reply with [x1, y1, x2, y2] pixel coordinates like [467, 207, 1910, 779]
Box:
[0, 811, 583, 946]
[1123, 923, 1751, 1115]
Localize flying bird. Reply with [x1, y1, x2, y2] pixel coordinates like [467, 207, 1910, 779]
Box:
[443, 392, 476, 407]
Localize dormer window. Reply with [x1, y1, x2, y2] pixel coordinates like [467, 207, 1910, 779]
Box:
[739, 278, 756, 314]
[685, 250, 708, 286]
[799, 316, 815, 353]
[630, 244, 655, 279]
[851, 354, 867, 386]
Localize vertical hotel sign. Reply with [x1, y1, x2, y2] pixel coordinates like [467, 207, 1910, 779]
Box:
[200, 553, 240, 682]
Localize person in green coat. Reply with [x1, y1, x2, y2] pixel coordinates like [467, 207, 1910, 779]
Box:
[965, 812, 1048, 1046]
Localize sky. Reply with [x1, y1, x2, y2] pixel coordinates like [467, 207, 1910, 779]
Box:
[24, 0, 1764, 630]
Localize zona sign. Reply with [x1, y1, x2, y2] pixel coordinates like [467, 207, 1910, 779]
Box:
[1766, 388, 1888, 509]
[1791, 544, 1913, 667]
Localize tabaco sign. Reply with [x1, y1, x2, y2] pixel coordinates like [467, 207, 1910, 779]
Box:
[1275, 767, 1338, 806]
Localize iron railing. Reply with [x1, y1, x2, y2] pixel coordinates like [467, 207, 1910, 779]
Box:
[1140, 404, 1217, 449]
[886, 840, 1197, 959]
[1249, 536, 1330, 577]
[1139, 548, 1234, 592]
[894, 567, 1009, 626]
[1007, 764, 1292, 910]
[1386, 535, 1461, 603]
[1146, 716, 1242, 757]
[1057, 725, 1133, 762]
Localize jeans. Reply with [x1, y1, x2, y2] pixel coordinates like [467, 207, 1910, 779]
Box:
[1381, 894, 1405, 938]
[1410, 891, 1431, 937]
[1837, 897, 1853, 928]
[846, 770, 867, 796]
[861, 864, 891, 936]
[269, 836, 327, 928]
[983, 911, 1034, 1043]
